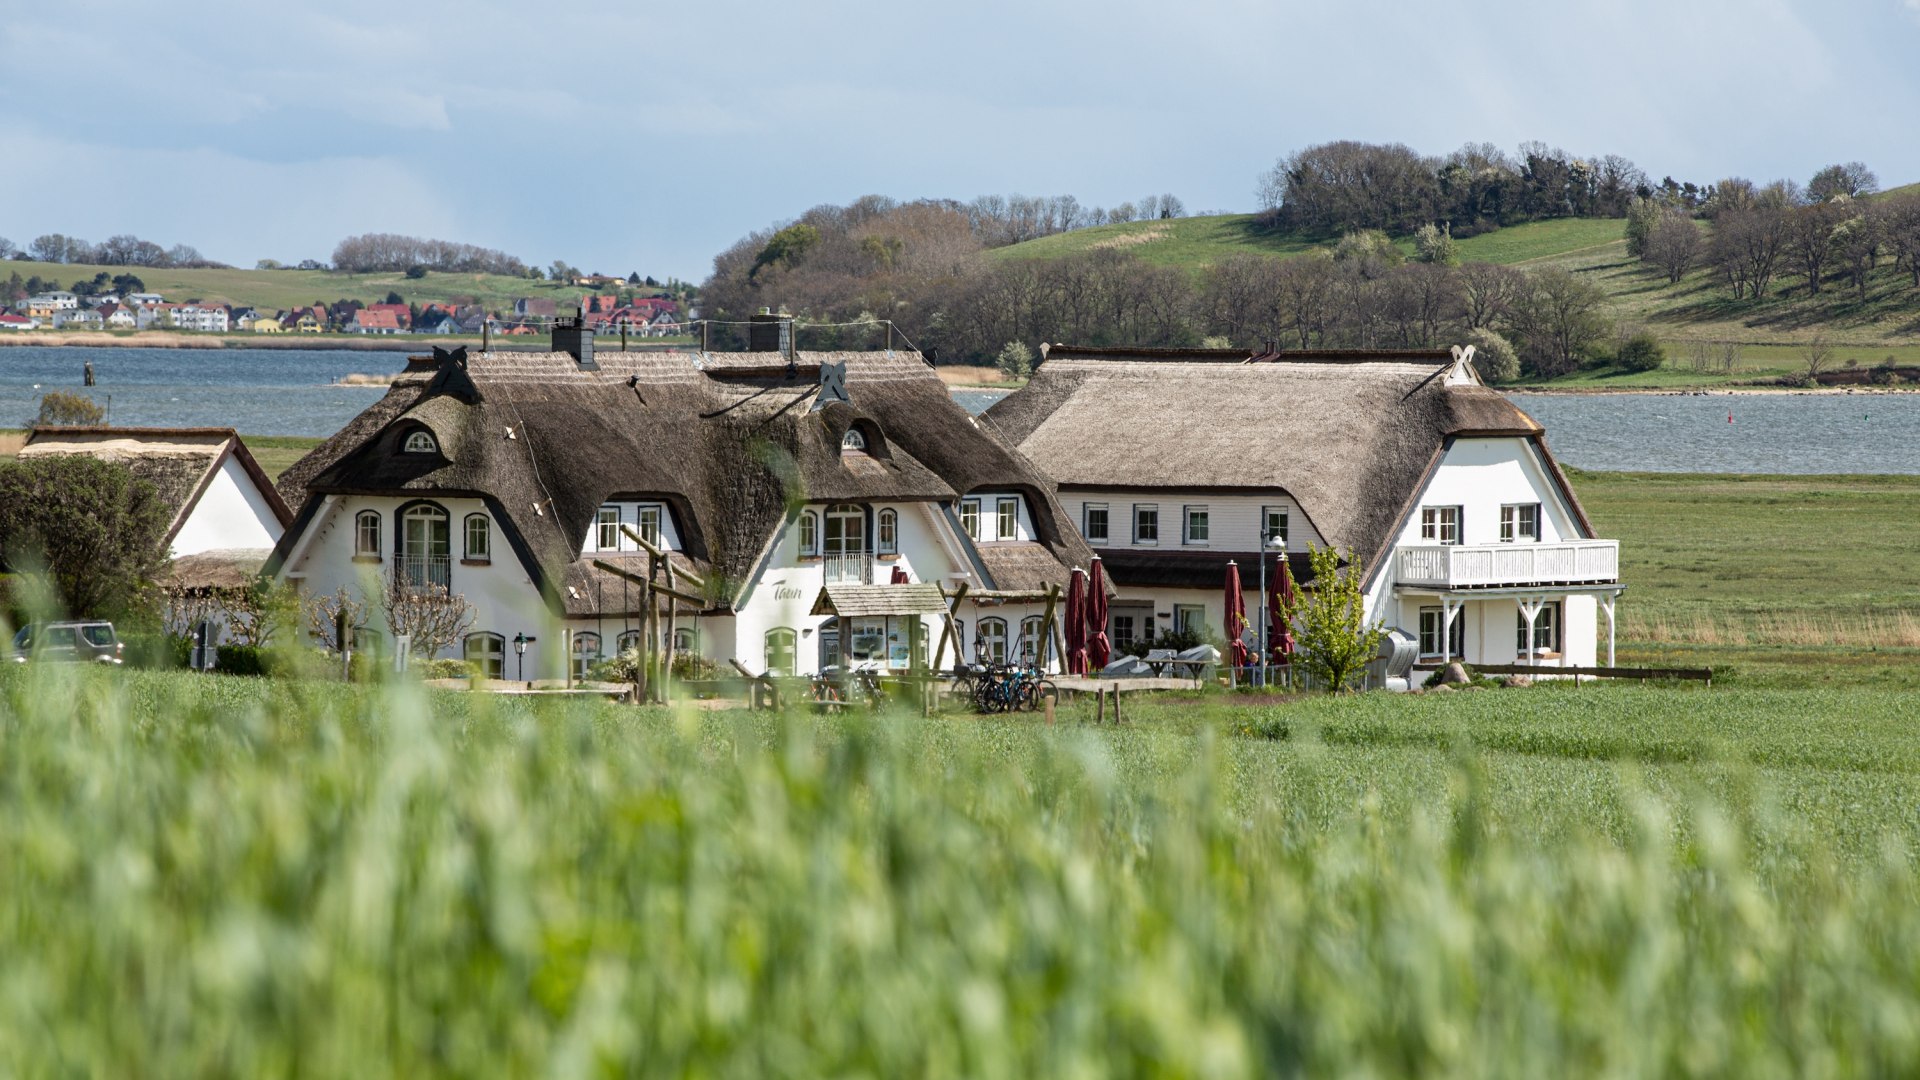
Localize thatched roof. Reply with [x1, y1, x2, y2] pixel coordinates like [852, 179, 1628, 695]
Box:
[19, 427, 292, 546]
[984, 346, 1551, 587]
[166, 548, 274, 591]
[274, 347, 1090, 614]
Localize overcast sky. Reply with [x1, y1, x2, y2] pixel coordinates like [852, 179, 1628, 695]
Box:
[2, 0, 1916, 281]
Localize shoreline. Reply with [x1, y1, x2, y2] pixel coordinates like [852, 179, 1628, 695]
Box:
[1505, 385, 1920, 397]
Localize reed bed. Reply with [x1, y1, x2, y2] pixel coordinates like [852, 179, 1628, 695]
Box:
[1622, 607, 1920, 647]
[3, 666, 1919, 1076]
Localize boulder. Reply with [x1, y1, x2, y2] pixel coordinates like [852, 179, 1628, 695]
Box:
[1502, 674, 1534, 689]
[1440, 662, 1471, 685]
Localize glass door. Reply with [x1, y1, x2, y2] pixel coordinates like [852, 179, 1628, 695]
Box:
[823, 504, 866, 583]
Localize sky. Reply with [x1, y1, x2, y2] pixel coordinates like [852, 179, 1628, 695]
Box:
[2, 0, 1917, 282]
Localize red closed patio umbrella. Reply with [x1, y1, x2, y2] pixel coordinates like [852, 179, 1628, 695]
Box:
[1064, 567, 1089, 675]
[1269, 550, 1295, 666]
[1224, 560, 1250, 676]
[1086, 555, 1111, 670]
[890, 564, 910, 584]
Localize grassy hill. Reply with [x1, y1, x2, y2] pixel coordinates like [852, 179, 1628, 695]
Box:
[2, 260, 651, 315]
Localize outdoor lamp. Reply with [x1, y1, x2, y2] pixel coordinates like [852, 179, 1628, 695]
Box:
[513, 632, 536, 681]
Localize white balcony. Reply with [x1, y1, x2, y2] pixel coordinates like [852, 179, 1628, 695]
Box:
[1396, 540, 1619, 590]
[822, 553, 873, 585]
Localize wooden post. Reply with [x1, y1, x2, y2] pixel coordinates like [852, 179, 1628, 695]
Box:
[701, 320, 709, 353]
[933, 582, 969, 672]
[1112, 684, 1122, 724]
[664, 560, 679, 703]
[635, 580, 650, 703]
[1038, 583, 1061, 672]
[1096, 686, 1106, 724]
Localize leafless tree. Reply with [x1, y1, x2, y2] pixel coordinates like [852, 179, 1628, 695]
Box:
[1786, 201, 1845, 295]
[1710, 205, 1789, 299]
[1644, 212, 1703, 283]
[385, 578, 475, 658]
[161, 584, 221, 639]
[1832, 206, 1880, 299]
[1802, 336, 1834, 380]
[217, 580, 295, 647]
[1456, 262, 1524, 330]
[305, 586, 370, 653]
[1882, 193, 1920, 289]
[1507, 267, 1611, 377]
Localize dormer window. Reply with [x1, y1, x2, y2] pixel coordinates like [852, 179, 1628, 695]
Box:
[840, 428, 867, 452]
[403, 430, 437, 454]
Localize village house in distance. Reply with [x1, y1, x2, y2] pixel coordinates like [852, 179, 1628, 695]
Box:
[268, 315, 1093, 681]
[985, 345, 1623, 671]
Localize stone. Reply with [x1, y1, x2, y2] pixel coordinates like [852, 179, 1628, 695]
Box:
[1503, 674, 1534, 689]
[1441, 662, 1471, 685]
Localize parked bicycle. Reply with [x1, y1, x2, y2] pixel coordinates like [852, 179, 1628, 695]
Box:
[812, 662, 888, 713]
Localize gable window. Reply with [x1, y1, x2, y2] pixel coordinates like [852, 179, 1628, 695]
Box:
[840, 428, 867, 452]
[996, 497, 1018, 541]
[960, 499, 980, 541]
[1083, 503, 1109, 544]
[571, 630, 602, 681]
[1420, 506, 1461, 545]
[402, 430, 437, 454]
[799, 510, 819, 556]
[1133, 504, 1159, 545]
[877, 509, 898, 555]
[1517, 603, 1561, 657]
[596, 506, 620, 550]
[1500, 503, 1541, 543]
[463, 632, 504, 679]
[464, 513, 490, 562]
[355, 510, 381, 558]
[636, 505, 662, 547]
[765, 627, 797, 676]
[1263, 507, 1289, 548]
[1418, 607, 1464, 660]
[1183, 505, 1209, 545]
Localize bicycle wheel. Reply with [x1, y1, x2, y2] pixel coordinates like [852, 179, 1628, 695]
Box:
[812, 682, 845, 714]
[1033, 680, 1057, 710]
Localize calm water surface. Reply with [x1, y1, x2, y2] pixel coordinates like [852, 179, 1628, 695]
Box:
[5, 347, 1916, 473]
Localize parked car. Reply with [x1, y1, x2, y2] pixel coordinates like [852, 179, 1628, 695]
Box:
[10, 622, 124, 664]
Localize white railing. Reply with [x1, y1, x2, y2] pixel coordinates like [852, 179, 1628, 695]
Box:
[822, 553, 872, 585]
[1396, 540, 1618, 589]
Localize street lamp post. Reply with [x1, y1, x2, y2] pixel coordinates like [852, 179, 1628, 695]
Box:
[1257, 534, 1285, 687]
[513, 632, 537, 683]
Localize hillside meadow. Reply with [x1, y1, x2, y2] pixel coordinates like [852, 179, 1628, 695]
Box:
[4, 664, 1920, 1075]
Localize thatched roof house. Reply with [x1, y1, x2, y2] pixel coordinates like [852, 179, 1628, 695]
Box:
[274, 346, 1090, 614]
[18, 427, 292, 586]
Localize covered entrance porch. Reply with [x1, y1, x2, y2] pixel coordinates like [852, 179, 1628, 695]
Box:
[1394, 584, 1625, 672]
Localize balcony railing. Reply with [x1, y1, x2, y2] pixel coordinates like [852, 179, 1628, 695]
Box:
[822, 552, 872, 585]
[395, 554, 452, 593]
[1396, 540, 1618, 589]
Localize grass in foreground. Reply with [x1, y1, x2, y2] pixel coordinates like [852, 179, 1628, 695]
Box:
[4, 665, 1920, 1075]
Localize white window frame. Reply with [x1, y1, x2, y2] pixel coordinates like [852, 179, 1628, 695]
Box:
[1173, 604, 1205, 635]
[1083, 502, 1109, 544]
[799, 510, 819, 556]
[637, 504, 662, 547]
[1418, 606, 1463, 660]
[960, 499, 980, 541]
[355, 509, 381, 557]
[402, 430, 437, 454]
[1262, 506, 1289, 547]
[1133, 504, 1159, 545]
[976, 617, 1008, 666]
[1517, 602, 1561, 657]
[996, 497, 1018, 541]
[877, 509, 898, 555]
[571, 630, 602, 681]
[464, 513, 490, 561]
[765, 627, 797, 676]
[596, 506, 620, 551]
[1019, 615, 1043, 666]
[463, 632, 504, 679]
[840, 427, 867, 451]
[1111, 613, 1135, 652]
[1500, 503, 1541, 543]
[1183, 505, 1209, 545]
[1420, 506, 1461, 545]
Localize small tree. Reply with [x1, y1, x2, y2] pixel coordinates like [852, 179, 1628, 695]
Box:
[1464, 328, 1519, 383]
[1413, 222, 1458, 266]
[1283, 545, 1387, 693]
[995, 340, 1034, 380]
[34, 391, 105, 427]
[1616, 332, 1665, 372]
[384, 578, 475, 658]
[305, 586, 370, 653]
[217, 579, 296, 647]
[1802, 336, 1834, 381]
[0, 456, 169, 619]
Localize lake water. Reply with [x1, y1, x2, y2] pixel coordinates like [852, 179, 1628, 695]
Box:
[5, 347, 1918, 473]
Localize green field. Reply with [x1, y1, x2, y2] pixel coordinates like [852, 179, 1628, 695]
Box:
[3, 665, 1919, 1074]
[4, 259, 643, 315]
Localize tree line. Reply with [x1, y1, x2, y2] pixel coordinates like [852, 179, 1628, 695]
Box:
[327, 233, 529, 276]
[701, 194, 1627, 379]
[0, 233, 222, 269]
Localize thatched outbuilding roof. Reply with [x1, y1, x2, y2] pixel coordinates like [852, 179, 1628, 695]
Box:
[273, 347, 1090, 614]
[984, 345, 1575, 587]
[19, 427, 292, 547]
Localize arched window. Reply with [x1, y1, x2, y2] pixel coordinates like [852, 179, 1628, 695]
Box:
[1020, 615, 1043, 667]
[877, 509, 898, 555]
[355, 509, 381, 557]
[464, 632, 504, 679]
[977, 617, 1008, 666]
[464, 513, 490, 561]
[673, 626, 699, 654]
[799, 511, 819, 557]
[616, 629, 643, 656]
[840, 427, 867, 451]
[398, 503, 450, 590]
[572, 630, 602, 681]
[403, 429, 438, 454]
[765, 627, 797, 676]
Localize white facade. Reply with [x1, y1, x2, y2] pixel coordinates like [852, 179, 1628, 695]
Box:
[279, 491, 1059, 682]
[170, 453, 286, 558]
[173, 305, 230, 332]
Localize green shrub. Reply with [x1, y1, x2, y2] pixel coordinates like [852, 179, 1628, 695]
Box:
[415, 658, 472, 680]
[213, 644, 274, 676]
[122, 631, 191, 669]
[1616, 332, 1665, 372]
[1464, 328, 1519, 383]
